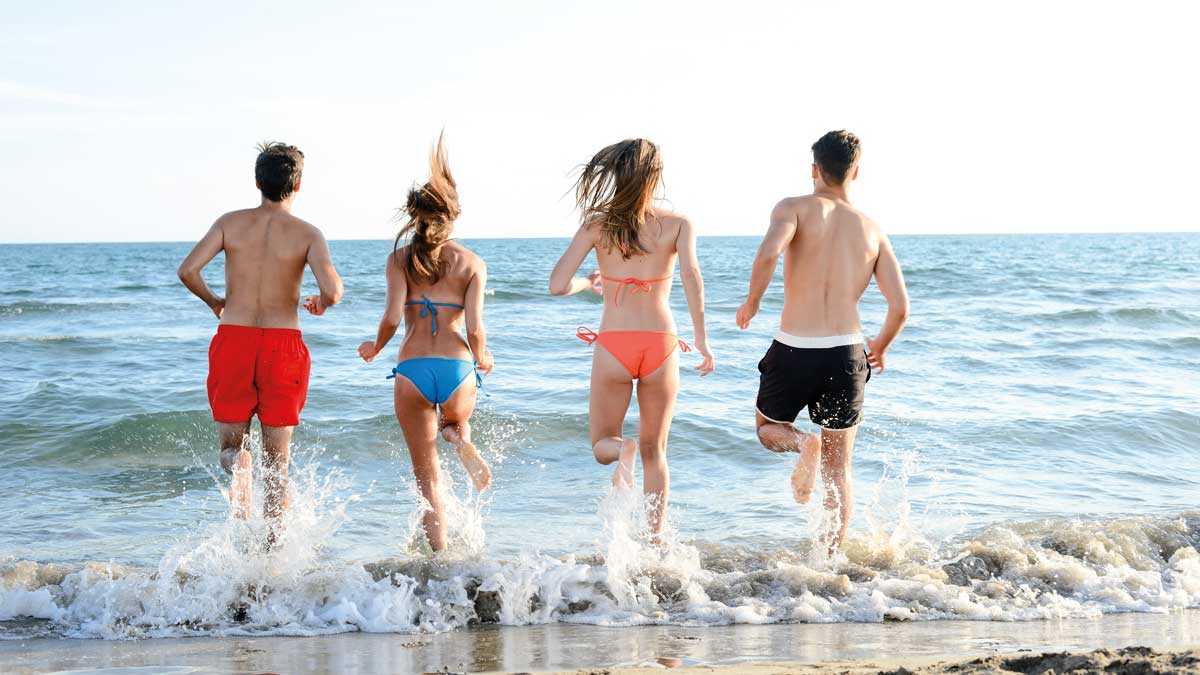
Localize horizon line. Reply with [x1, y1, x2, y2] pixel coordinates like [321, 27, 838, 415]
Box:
[1, 229, 1197, 246]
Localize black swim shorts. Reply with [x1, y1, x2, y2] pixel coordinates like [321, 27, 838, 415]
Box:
[755, 337, 871, 430]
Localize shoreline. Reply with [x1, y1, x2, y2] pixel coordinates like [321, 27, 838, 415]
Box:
[534, 647, 1200, 675]
[2, 610, 1198, 674]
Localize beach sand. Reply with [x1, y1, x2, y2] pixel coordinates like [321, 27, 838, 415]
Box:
[556, 648, 1200, 675]
[1, 609, 1197, 674]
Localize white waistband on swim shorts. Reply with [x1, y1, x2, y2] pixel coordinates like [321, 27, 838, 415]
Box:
[774, 330, 864, 349]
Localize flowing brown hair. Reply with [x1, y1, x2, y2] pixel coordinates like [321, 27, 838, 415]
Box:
[394, 131, 460, 284]
[573, 138, 662, 259]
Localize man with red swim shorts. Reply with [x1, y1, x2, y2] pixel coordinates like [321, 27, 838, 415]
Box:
[178, 142, 343, 535]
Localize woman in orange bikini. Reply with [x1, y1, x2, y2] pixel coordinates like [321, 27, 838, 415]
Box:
[550, 138, 714, 536]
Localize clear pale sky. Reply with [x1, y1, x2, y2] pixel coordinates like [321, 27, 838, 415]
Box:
[1, 1, 1197, 243]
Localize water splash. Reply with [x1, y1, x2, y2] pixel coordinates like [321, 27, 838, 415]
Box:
[3, 453, 1199, 638]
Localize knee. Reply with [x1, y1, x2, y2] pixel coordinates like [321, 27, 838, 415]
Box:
[755, 424, 772, 448]
[591, 436, 620, 464]
[219, 447, 246, 475]
[756, 424, 785, 452]
[639, 439, 666, 462]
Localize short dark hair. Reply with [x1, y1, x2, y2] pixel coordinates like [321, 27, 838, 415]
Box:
[811, 130, 860, 186]
[255, 141, 304, 202]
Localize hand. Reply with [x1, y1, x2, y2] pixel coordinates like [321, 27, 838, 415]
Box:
[865, 336, 887, 374]
[209, 297, 225, 320]
[476, 350, 495, 376]
[358, 341, 379, 362]
[735, 299, 759, 329]
[303, 295, 326, 316]
[587, 270, 603, 295]
[693, 340, 715, 376]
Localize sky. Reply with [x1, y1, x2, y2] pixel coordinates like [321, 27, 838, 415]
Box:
[1, 0, 1198, 243]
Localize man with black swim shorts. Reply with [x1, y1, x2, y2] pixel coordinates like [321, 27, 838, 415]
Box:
[735, 130, 909, 550]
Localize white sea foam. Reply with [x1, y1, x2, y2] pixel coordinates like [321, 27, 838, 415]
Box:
[2, 448, 1198, 639]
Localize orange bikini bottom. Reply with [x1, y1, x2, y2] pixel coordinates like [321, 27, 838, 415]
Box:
[576, 327, 691, 379]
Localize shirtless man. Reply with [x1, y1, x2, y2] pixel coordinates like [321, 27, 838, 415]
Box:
[177, 142, 343, 535]
[735, 130, 908, 550]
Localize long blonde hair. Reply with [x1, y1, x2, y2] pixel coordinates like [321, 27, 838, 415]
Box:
[574, 138, 662, 259]
[394, 132, 460, 284]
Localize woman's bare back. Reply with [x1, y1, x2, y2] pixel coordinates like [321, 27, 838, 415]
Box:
[593, 207, 685, 332]
[396, 241, 482, 361]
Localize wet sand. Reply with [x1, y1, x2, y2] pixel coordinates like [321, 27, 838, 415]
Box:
[568, 648, 1200, 675]
[1, 610, 1197, 674]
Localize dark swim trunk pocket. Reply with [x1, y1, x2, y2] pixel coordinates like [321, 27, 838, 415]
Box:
[844, 355, 871, 383]
[758, 341, 785, 374]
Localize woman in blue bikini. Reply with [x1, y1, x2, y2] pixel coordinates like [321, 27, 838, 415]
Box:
[358, 133, 494, 552]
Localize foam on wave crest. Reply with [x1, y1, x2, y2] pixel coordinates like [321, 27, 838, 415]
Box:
[2, 456, 1198, 639]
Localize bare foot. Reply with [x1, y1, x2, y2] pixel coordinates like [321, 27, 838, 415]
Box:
[223, 448, 253, 519]
[443, 425, 492, 492]
[458, 441, 493, 492]
[790, 432, 821, 503]
[612, 438, 638, 488]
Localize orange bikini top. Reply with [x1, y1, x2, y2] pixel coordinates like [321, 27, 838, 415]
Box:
[600, 274, 671, 306]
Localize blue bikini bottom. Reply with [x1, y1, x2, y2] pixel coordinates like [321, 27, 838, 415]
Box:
[388, 358, 480, 405]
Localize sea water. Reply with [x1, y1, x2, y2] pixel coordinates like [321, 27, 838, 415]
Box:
[0, 234, 1197, 638]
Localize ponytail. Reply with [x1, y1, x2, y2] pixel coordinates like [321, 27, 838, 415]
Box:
[394, 131, 460, 283]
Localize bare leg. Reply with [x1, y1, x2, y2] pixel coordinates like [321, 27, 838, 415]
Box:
[439, 379, 491, 492]
[394, 377, 446, 552]
[589, 347, 636, 488]
[819, 426, 858, 551]
[260, 423, 294, 547]
[635, 351, 679, 537]
[218, 422, 252, 520]
[755, 412, 822, 504]
[592, 437, 638, 488]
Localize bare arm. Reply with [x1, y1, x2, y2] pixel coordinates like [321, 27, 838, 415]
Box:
[865, 232, 910, 374]
[177, 219, 226, 319]
[549, 225, 601, 296]
[358, 254, 407, 362]
[736, 200, 797, 329]
[676, 217, 714, 375]
[464, 260, 493, 373]
[303, 229, 343, 315]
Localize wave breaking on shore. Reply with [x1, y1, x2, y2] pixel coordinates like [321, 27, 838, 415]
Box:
[2, 460, 1197, 639]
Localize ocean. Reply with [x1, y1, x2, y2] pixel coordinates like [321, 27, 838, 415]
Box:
[0, 233, 1197, 640]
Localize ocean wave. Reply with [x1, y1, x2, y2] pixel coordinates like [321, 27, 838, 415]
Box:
[2, 491, 1197, 638]
[1026, 306, 1196, 326]
[0, 300, 132, 317]
[3, 406, 579, 466]
[0, 335, 83, 344]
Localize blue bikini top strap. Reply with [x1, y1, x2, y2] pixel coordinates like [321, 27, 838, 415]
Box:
[405, 294, 465, 336]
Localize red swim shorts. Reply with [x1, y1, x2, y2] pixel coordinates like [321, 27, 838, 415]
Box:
[207, 324, 311, 427]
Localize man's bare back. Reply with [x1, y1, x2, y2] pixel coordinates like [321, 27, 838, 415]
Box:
[199, 204, 339, 329]
[738, 191, 907, 369]
[772, 195, 883, 337]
